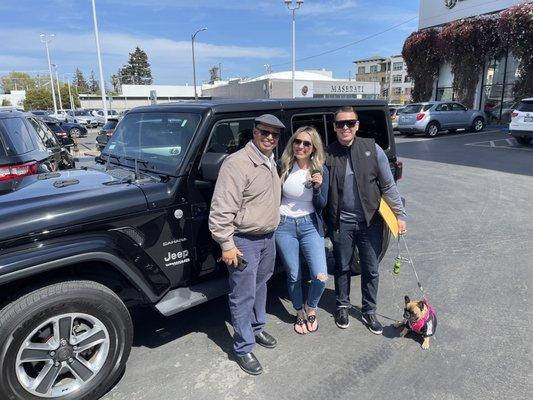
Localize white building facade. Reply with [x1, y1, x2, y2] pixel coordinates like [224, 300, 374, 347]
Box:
[202, 70, 378, 100]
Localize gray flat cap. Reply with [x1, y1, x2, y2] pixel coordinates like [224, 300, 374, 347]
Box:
[255, 114, 285, 130]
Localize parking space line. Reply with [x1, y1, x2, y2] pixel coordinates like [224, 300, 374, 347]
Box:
[465, 137, 533, 152]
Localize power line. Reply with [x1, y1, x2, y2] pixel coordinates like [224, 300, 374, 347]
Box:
[271, 0, 509, 68]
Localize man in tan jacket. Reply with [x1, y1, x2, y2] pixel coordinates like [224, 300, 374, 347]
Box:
[209, 114, 284, 375]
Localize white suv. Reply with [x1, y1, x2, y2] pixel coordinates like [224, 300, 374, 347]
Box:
[509, 98, 533, 145]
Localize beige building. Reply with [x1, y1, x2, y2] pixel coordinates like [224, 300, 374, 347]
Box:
[354, 55, 413, 104]
[202, 70, 379, 100]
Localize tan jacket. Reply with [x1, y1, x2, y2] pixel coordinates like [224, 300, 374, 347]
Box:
[209, 141, 281, 251]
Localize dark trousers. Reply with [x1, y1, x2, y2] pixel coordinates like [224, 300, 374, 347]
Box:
[329, 219, 383, 314]
[228, 233, 276, 356]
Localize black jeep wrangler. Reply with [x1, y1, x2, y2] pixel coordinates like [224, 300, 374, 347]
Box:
[0, 99, 402, 400]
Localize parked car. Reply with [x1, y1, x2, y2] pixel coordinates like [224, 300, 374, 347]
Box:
[509, 98, 533, 145]
[29, 109, 51, 117]
[92, 109, 119, 125]
[34, 115, 88, 139]
[397, 101, 485, 137]
[49, 109, 76, 123]
[389, 106, 404, 131]
[0, 99, 403, 400]
[0, 110, 75, 194]
[96, 117, 119, 151]
[64, 109, 99, 128]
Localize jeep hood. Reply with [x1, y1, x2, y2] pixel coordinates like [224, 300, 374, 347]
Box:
[0, 168, 148, 242]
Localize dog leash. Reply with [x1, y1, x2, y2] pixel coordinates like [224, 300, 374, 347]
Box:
[394, 234, 427, 298]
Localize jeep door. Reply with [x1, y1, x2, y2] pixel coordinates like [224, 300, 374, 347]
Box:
[188, 111, 283, 280]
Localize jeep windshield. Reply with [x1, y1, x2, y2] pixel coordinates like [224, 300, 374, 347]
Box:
[103, 112, 201, 175]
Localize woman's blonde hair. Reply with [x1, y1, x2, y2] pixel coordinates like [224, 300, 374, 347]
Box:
[280, 126, 325, 182]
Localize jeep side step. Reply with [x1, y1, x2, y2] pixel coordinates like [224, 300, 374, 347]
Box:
[155, 277, 229, 316]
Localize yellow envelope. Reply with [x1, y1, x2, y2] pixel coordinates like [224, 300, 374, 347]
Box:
[378, 198, 398, 238]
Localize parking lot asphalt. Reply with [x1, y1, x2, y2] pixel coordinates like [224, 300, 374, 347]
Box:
[97, 128, 531, 400]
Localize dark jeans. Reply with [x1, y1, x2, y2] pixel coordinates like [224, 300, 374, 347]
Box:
[329, 219, 383, 314]
[228, 233, 276, 356]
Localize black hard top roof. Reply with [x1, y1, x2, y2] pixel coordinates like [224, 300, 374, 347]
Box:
[129, 98, 388, 115]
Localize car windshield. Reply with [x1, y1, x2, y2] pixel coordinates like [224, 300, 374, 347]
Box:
[102, 120, 118, 130]
[516, 101, 533, 112]
[403, 104, 432, 113]
[104, 112, 201, 175]
[74, 110, 90, 116]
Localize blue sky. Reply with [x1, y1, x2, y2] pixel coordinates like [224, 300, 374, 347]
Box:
[0, 0, 420, 86]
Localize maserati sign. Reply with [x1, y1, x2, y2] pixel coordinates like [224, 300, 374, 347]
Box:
[445, 0, 465, 9]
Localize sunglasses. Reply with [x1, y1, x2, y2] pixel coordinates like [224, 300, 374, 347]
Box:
[293, 138, 312, 148]
[334, 119, 359, 129]
[256, 128, 280, 139]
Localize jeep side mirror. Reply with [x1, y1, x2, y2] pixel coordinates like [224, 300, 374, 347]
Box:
[199, 152, 228, 181]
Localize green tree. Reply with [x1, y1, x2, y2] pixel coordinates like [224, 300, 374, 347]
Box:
[118, 46, 153, 85]
[88, 70, 100, 94]
[208, 65, 220, 84]
[23, 88, 54, 110]
[1, 99, 12, 106]
[1, 72, 36, 93]
[72, 68, 89, 93]
[59, 84, 81, 109]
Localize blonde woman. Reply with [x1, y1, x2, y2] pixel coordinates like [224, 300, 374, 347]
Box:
[275, 126, 329, 335]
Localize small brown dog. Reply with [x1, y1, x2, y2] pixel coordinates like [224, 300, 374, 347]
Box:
[394, 296, 437, 350]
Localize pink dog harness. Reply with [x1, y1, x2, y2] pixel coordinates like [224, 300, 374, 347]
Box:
[408, 299, 437, 337]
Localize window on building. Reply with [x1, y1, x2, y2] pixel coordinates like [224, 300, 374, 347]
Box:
[393, 62, 403, 71]
[480, 52, 520, 124]
[393, 87, 402, 95]
[436, 87, 454, 102]
[370, 65, 378, 73]
[404, 76, 412, 83]
[358, 66, 365, 74]
[392, 75, 402, 83]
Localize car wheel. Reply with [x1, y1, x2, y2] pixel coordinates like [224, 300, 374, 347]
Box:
[69, 128, 81, 138]
[516, 137, 532, 145]
[471, 117, 484, 132]
[0, 281, 133, 400]
[425, 122, 440, 137]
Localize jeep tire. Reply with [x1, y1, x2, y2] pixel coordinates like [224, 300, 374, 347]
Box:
[0, 281, 133, 400]
[425, 121, 440, 137]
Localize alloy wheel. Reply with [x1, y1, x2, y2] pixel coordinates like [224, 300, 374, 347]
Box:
[474, 119, 483, 131]
[15, 313, 110, 398]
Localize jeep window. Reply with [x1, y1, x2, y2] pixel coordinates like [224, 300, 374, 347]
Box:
[291, 113, 332, 146]
[105, 112, 201, 174]
[451, 103, 467, 111]
[403, 104, 432, 113]
[206, 119, 255, 155]
[1, 117, 39, 154]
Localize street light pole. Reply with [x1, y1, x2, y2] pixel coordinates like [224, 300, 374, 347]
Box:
[39, 33, 58, 115]
[65, 75, 74, 110]
[91, 0, 108, 124]
[192, 27, 207, 101]
[284, 0, 304, 99]
[52, 64, 63, 111]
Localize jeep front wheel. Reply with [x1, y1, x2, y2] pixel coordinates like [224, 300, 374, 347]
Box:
[0, 281, 133, 400]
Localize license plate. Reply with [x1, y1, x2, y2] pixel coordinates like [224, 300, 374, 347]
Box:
[525, 117, 533, 122]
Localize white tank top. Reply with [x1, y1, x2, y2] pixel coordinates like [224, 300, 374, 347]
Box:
[279, 163, 315, 218]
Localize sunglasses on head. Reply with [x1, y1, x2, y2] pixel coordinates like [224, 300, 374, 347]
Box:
[293, 138, 312, 148]
[256, 128, 280, 139]
[334, 119, 358, 129]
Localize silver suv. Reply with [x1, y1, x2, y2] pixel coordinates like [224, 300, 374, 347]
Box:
[398, 101, 485, 137]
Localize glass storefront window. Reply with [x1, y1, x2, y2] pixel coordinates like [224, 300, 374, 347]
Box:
[436, 87, 454, 101]
[485, 58, 506, 86]
[481, 84, 503, 124]
[505, 54, 519, 84]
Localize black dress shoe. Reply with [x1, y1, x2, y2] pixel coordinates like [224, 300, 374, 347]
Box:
[255, 331, 277, 348]
[234, 352, 263, 375]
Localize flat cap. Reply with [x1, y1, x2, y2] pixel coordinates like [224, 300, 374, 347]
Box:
[255, 114, 285, 130]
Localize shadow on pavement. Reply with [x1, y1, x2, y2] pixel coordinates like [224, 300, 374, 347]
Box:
[395, 129, 533, 177]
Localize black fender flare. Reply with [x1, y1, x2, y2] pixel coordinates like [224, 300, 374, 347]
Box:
[0, 232, 170, 302]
